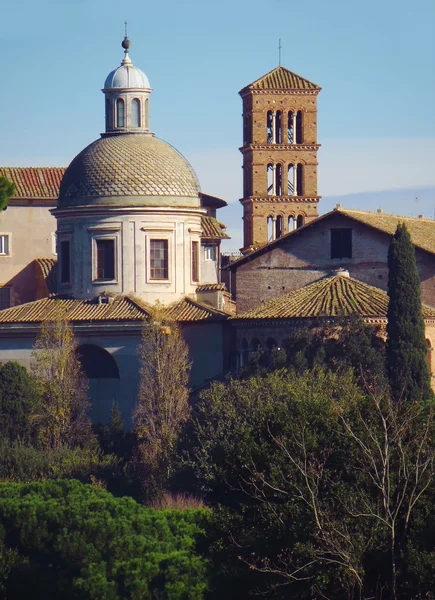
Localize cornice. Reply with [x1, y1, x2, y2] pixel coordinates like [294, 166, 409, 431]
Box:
[240, 196, 321, 205]
[240, 89, 320, 98]
[240, 144, 320, 153]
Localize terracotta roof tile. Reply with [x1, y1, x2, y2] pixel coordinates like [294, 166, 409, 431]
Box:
[338, 209, 435, 255]
[242, 66, 321, 92]
[235, 274, 435, 320]
[0, 296, 151, 324]
[201, 216, 230, 239]
[196, 283, 227, 292]
[0, 167, 65, 199]
[166, 297, 229, 321]
[34, 258, 58, 295]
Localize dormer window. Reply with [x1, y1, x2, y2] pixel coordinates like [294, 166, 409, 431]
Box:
[131, 99, 141, 127]
[116, 98, 125, 128]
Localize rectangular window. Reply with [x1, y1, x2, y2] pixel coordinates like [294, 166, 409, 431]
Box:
[0, 235, 9, 256]
[204, 245, 215, 261]
[60, 240, 71, 283]
[192, 241, 199, 282]
[96, 239, 115, 280]
[0, 287, 11, 310]
[331, 228, 352, 259]
[52, 232, 58, 256]
[150, 239, 168, 280]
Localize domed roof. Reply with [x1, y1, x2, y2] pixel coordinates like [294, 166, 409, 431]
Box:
[104, 62, 150, 90]
[58, 134, 201, 208]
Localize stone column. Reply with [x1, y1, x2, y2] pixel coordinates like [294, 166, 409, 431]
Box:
[292, 111, 297, 144]
[293, 164, 298, 196]
[272, 111, 276, 144]
[272, 216, 277, 240]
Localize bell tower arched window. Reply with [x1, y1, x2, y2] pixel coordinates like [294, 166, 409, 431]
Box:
[116, 98, 125, 128]
[131, 99, 140, 127]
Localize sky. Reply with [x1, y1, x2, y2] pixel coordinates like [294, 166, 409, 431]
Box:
[1, 0, 434, 250]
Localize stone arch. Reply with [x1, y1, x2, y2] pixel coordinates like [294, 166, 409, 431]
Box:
[266, 337, 278, 350]
[77, 344, 121, 424]
[296, 214, 305, 229]
[250, 337, 262, 352]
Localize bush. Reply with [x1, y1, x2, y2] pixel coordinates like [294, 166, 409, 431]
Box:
[0, 479, 210, 599]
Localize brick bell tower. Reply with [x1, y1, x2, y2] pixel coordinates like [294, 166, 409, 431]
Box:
[239, 66, 321, 253]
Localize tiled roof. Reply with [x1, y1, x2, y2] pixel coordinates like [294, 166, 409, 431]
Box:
[0, 296, 151, 324]
[166, 297, 229, 321]
[34, 258, 57, 295]
[0, 167, 65, 199]
[58, 134, 200, 206]
[229, 208, 435, 270]
[337, 209, 435, 256]
[196, 283, 227, 292]
[236, 274, 435, 320]
[201, 216, 230, 239]
[242, 66, 321, 92]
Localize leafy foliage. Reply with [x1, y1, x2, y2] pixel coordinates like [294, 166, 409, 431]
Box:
[0, 361, 40, 444]
[387, 223, 434, 403]
[0, 176, 15, 211]
[179, 368, 435, 599]
[31, 318, 93, 449]
[133, 305, 191, 500]
[0, 479, 210, 599]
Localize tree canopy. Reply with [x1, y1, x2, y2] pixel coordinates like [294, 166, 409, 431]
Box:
[386, 223, 434, 403]
[0, 479, 210, 599]
[0, 176, 15, 211]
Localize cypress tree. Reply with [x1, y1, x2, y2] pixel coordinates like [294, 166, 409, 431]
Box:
[386, 223, 434, 403]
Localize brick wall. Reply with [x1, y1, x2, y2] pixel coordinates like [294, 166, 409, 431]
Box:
[234, 213, 435, 313]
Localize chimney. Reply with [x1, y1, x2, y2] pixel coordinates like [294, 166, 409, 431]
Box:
[418, 214, 424, 219]
[377, 208, 383, 214]
[335, 203, 343, 210]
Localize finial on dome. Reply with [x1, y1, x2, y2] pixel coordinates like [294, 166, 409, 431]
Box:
[121, 21, 132, 65]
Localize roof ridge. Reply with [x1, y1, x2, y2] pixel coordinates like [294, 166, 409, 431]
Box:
[339, 207, 435, 224]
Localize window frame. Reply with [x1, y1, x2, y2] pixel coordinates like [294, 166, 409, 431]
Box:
[116, 98, 125, 128]
[131, 98, 141, 128]
[0, 233, 10, 256]
[92, 235, 118, 283]
[204, 244, 216, 261]
[330, 228, 353, 259]
[148, 238, 170, 282]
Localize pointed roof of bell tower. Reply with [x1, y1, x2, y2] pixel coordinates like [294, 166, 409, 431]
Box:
[240, 66, 321, 95]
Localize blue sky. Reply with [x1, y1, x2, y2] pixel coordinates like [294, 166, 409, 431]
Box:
[1, 0, 434, 250]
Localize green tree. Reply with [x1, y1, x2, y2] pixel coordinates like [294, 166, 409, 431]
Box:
[180, 368, 435, 599]
[386, 223, 434, 403]
[0, 361, 40, 443]
[133, 305, 191, 500]
[31, 317, 93, 449]
[0, 176, 15, 212]
[0, 479, 210, 599]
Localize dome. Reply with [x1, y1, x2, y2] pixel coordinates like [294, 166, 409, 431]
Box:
[58, 134, 201, 208]
[104, 63, 150, 90]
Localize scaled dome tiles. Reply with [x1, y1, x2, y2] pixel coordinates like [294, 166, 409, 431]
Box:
[58, 134, 200, 208]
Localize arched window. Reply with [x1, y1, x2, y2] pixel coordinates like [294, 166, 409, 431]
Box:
[296, 110, 303, 143]
[288, 164, 295, 195]
[116, 98, 125, 128]
[267, 215, 274, 241]
[250, 338, 262, 352]
[267, 164, 274, 195]
[288, 216, 295, 232]
[276, 215, 283, 239]
[276, 163, 282, 196]
[131, 98, 141, 127]
[77, 344, 120, 379]
[297, 215, 304, 229]
[266, 111, 273, 143]
[266, 338, 278, 351]
[275, 111, 282, 143]
[287, 111, 294, 143]
[296, 164, 303, 196]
